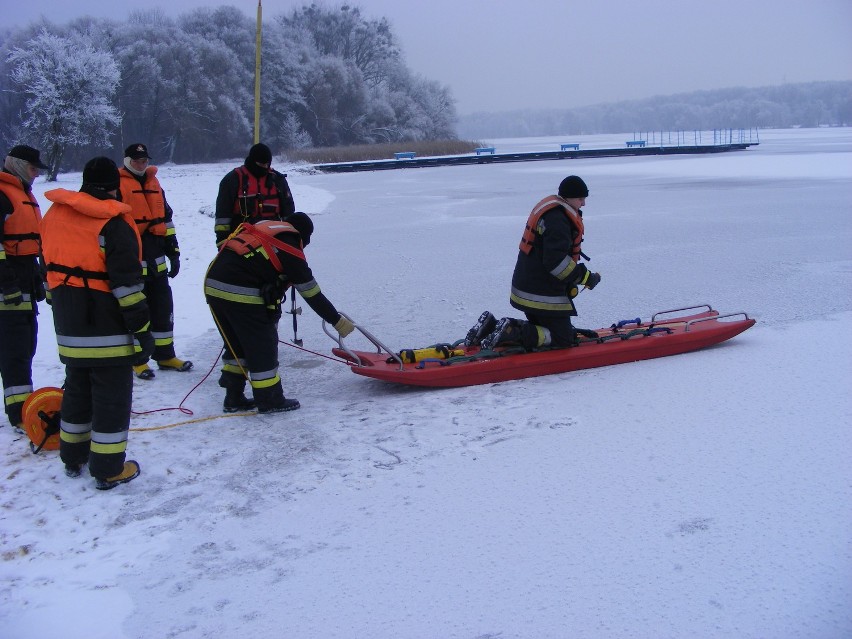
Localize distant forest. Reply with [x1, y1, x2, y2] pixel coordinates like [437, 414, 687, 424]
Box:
[457, 81, 852, 139]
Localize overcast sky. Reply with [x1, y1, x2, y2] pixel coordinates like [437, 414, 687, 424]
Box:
[5, 0, 852, 115]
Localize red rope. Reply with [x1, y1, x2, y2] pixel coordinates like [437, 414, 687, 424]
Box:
[130, 336, 350, 418]
[131, 347, 225, 417]
[278, 338, 351, 364]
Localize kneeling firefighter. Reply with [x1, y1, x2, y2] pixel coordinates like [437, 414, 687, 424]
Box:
[204, 213, 354, 413]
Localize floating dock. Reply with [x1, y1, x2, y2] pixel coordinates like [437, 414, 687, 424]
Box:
[313, 141, 759, 173]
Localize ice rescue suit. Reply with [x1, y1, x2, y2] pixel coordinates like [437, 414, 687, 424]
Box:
[204, 221, 342, 411]
[118, 165, 180, 361]
[40, 188, 149, 479]
[509, 195, 591, 349]
[214, 165, 295, 247]
[0, 170, 43, 426]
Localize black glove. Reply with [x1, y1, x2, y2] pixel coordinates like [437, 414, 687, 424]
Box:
[132, 330, 155, 365]
[260, 282, 283, 307]
[168, 255, 180, 278]
[584, 272, 601, 290]
[2, 283, 22, 306]
[32, 275, 46, 302]
[260, 282, 284, 320]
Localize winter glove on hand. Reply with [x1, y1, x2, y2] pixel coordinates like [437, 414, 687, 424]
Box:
[167, 255, 180, 278]
[260, 282, 283, 307]
[583, 271, 601, 290]
[32, 275, 46, 302]
[1, 283, 22, 306]
[334, 315, 355, 338]
[132, 330, 155, 365]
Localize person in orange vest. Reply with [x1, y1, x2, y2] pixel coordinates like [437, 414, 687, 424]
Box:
[118, 143, 192, 380]
[467, 175, 602, 351]
[40, 157, 152, 490]
[0, 145, 48, 429]
[214, 143, 295, 247]
[204, 213, 354, 413]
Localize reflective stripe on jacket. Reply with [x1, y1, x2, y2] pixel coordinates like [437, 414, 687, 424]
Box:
[510, 196, 586, 318]
[41, 189, 147, 366]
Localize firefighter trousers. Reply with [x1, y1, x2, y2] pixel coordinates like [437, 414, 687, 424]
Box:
[144, 274, 177, 361]
[0, 310, 37, 426]
[59, 365, 133, 479]
[208, 297, 286, 410]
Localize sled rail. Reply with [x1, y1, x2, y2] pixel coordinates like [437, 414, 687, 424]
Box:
[324, 312, 404, 371]
[651, 304, 713, 322]
[685, 311, 750, 331]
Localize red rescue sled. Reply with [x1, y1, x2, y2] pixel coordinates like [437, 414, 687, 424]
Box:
[331, 305, 755, 388]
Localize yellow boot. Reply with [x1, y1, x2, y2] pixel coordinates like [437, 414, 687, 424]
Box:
[133, 364, 155, 380]
[96, 460, 140, 490]
[157, 358, 193, 372]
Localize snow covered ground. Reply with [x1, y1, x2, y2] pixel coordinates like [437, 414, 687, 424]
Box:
[1, 127, 850, 639]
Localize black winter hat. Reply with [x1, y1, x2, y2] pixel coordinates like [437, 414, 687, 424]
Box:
[286, 212, 314, 246]
[8, 145, 49, 169]
[247, 143, 272, 165]
[82, 157, 120, 191]
[124, 143, 150, 160]
[558, 175, 589, 199]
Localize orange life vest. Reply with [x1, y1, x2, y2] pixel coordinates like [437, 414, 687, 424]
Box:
[118, 166, 167, 236]
[41, 190, 140, 293]
[232, 166, 283, 221]
[224, 221, 305, 273]
[0, 171, 42, 256]
[519, 195, 584, 261]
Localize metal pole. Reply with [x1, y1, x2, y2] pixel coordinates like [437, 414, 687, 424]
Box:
[254, 1, 262, 144]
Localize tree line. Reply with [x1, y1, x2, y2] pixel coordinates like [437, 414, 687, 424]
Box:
[0, 3, 457, 178]
[457, 81, 852, 139]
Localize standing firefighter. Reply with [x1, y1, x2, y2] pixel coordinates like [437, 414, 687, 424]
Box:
[214, 143, 295, 247]
[0, 145, 48, 429]
[204, 213, 354, 413]
[41, 157, 152, 490]
[118, 143, 192, 379]
[467, 175, 602, 351]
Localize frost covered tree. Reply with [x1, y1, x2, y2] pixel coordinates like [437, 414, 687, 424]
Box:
[281, 3, 400, 87]
[112, 11, 251, 163]
[7, 30, 120, 180]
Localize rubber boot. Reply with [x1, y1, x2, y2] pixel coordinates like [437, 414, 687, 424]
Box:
[480, 318, 524, 351]
[254, 383, 300, 414]
[95, 460, 140, 490]
[223, 388, 256, 413]
[464, 311, 497, 347]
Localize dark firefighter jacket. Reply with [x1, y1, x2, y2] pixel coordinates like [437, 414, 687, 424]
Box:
[41, 187, 150, 366]
[214, 165, 295, 246]
[205, 222, 341, 326]
[510, 195, 590, 318]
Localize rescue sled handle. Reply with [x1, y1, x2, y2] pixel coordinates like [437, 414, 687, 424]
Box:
[323, 312, 405, 370]
[651, 304, 713, 322]
[685, 312, 751, 331]
[651, 305, 750, 331]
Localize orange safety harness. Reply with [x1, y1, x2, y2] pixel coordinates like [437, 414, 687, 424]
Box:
[519, 195, 584, 261]
[224, 220, 305, 272]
